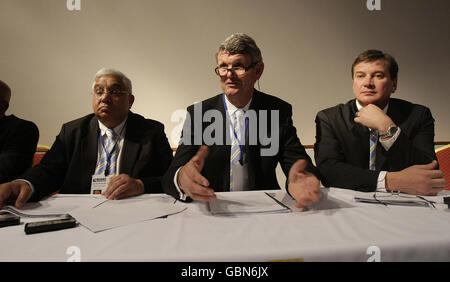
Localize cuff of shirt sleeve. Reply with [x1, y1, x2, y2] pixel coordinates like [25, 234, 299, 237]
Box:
[376, 171, 387, 192]
[379, 127, 401, 151]
[13, 179, 35, 194]
[174, 167, 187, 201]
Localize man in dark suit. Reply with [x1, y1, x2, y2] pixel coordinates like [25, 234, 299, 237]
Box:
[314, 49, 446, 195]
[0, 69, 173, 208]
[163, 33, 321, 209]
[0, 80, 39, 183]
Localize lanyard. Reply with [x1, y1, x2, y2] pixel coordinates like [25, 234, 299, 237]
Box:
[222, 94, 251, 165]
[99, 122, 126, 169]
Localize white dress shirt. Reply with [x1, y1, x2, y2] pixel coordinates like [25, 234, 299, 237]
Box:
[174, 96, 252, 200]
[355, 101, 401, 190]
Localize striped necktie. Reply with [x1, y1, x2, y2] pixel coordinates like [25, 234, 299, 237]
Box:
[369, 130, 378, 171]
[230, 109, 244, 191]
[95, 128, 118, 176]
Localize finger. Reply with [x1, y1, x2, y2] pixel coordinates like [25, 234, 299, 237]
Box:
[426, 187, 443, 196]
[190, 192, 217, 202]
[431, 178, 448, 188]
[192, 145, 210, 166]
[416, 160, 438, 170]
[428, 169, 444, 179]
[188, 182, 216, 198]
[104, 175, 127, 197]
[192, 171, 210, 187]
[180, 165, 210, 188]
[109, 183, 131, 200]
[295, 199, 311, 210]
[15, 184, 32, 209]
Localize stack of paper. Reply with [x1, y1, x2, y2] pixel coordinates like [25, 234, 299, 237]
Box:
[208, 192, 290, 216]
[69, 196, 186, 232]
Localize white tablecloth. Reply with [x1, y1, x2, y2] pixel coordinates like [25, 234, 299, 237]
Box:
[1, 188, 449, 262]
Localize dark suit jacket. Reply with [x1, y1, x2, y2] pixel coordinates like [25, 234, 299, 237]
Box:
[314, 98, 436, 192]
[0, 115, 39, 183]
[163, 90, 319, 201]
[22, 111, 173, 201]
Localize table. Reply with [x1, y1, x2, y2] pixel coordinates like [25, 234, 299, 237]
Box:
[1, 188, 450, 262]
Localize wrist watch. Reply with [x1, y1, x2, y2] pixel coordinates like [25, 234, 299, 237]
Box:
[379, 125, 398, 139]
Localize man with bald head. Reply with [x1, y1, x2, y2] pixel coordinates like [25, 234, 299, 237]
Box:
[0, 80, 39, 184]
[0, 69, 173, 208]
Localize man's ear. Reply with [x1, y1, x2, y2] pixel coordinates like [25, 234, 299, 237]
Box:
[128, 94, 135, 109]
[255, 61, 264, 81]
[391, 79, 398, 93]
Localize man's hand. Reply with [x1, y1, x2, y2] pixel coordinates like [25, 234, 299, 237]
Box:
[287, 159, 321, 210]
[103, 174, 145, 200]
[0, 181, 33, 209]
[177, 145, 216, 202]
[354, 104, 394, 133]
[386, 160, 446, 196]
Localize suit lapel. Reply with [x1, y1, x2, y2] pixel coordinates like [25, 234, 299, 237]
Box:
[348, 100, 371, 168]
[120, 112, 141, 175]
[246, 90, 261, 189]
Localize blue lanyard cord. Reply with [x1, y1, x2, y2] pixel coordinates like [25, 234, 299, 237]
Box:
[99, 122, 127, 166]
[222, 94, 251, 164]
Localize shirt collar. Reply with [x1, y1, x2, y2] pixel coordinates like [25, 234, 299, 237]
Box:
[356, 100, 389, 114]
[98, 117, 127, 137]
[224, 95, 252, 117]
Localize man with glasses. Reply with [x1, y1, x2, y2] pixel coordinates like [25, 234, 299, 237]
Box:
[0, 69, 173, 208]
[163, 33, 321, 209]
[314, 49, 446, 196]
[0, 80, 39, 184]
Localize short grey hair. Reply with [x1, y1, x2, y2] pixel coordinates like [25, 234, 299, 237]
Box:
[216, 33, 263, 64]
[92, 68, 132, 93]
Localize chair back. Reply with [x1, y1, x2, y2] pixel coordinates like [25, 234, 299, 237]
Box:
[436, 144, 450, 190]
[32, 145, 50, 167]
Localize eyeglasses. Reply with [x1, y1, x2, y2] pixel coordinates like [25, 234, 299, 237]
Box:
[214, 63, 257, 77]
[93, 89, 128, 99]
[372, 191, 436, 208]
[354, 190, 437, 208]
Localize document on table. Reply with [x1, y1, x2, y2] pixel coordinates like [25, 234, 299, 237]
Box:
[268, 189, 355, 212]
[0, 195, 107, 218]
[207, 192, 290, 216]
[68, 196, 187, 233]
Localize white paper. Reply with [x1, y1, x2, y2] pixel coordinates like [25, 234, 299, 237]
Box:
[69, 196, 187, 232]
[1, 195, 107, 218]
[207, 191, 290, 216]
[267, 189, 355, 212]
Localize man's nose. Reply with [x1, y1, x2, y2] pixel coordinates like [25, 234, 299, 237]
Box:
[98, 92, 112, 102]
[363, 76, 375, 88]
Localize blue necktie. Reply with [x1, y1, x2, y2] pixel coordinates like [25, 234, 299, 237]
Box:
[95, 129, 118, 176]
[230, 109, 244, 191]
[369, 130, 378, 171]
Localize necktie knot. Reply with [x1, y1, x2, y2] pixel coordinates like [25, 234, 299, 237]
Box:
[234, 109, 244, 122]
[106, 128, 115, 139]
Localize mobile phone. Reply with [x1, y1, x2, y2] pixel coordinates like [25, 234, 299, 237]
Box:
[0, 211, 21, 228]
[24, 217, 77, 235]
